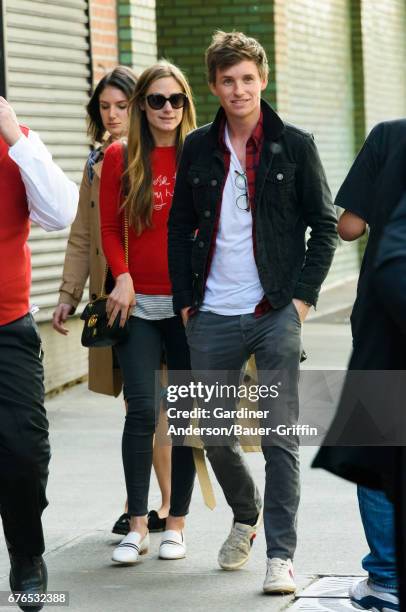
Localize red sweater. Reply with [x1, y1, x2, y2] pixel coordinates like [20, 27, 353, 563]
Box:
[100, 141, 176, 294]
[0, 126, 31, 326]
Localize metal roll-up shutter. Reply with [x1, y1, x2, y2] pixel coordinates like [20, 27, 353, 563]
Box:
[5, 0, 91, 322]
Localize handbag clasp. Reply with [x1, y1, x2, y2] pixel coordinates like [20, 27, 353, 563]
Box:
[88, 314, 98, 328]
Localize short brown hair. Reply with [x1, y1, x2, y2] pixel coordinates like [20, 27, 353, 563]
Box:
[205, 30, 269, 84]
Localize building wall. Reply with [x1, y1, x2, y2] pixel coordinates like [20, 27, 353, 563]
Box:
[37, 0, 120, 393]
[361, 0, 406, 132]
[40, 0, 120, 393]
[89, 0, 119, 84]
[156, 0, 276, 126]
[40, 319, 88, 393]
[118, 0, 157, 73]
[273, 0, 359, 282]
[156, 0, 362, 283]
[3, 1, 406, 392]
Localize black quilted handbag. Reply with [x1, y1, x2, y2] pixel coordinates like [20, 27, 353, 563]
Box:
[80, 297, 129, 347]
[80, 143, 130, 348]
[80, 215, 130, 347]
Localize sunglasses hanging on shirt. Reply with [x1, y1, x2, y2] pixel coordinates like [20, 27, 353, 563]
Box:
[234, 170, 250, 212]
[145, 93, 188, 110]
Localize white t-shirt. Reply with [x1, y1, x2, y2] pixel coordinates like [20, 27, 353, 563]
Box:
[201, 125, 264, 315]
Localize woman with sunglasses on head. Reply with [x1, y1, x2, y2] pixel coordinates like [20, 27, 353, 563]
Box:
[100, 61, 197, 564]
[52, 66, 173, 536]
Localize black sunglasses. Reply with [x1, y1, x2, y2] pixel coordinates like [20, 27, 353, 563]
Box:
[145, 93, 188, 110]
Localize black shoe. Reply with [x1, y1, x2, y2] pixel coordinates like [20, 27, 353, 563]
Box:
[112, 513, 130, 536]
[9, 553, 47, 611]
[147, 510, 167, 532]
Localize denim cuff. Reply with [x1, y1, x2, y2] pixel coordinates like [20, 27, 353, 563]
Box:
[369, 578, 399, 596]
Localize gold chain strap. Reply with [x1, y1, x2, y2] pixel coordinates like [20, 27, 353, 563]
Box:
[123, 212, 129, 266]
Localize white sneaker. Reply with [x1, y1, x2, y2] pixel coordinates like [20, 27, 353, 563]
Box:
[263, 557, 296, 593]
[159, 530, 186, 560]
[218, 520, 259, 571]
[350, 578, 399, 611]
[112, 531, 149, 564]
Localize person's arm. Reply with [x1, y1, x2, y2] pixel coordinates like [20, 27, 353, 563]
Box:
[100, 143, 134, 327]
[337, 210, 367, 241]
[167, 133, 199, 318]
[59, 162, 92, 308]
[100, 144, 128, 276]
[53, 162, 93, 334]
[294, 133, 338, 307]
[335, 123, 384, 225]
[0, 96, 78, 229]
[9, 131, 79, 230]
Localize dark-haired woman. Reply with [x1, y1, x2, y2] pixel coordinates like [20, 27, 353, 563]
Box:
[52, 66, 172, 535]
[100, 61, 197, 564]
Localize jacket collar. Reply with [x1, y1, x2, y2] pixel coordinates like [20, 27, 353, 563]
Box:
[92, 137, 114, 179]
[208, 98, 285, 147]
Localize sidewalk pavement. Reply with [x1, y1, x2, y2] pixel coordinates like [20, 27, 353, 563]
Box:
[0, 280, 367, 612]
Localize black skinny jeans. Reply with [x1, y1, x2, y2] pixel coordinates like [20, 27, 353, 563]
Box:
[115, 315, 196, 517]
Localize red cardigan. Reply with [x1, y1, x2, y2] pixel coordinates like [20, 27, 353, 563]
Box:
[100, 141, 176, 295]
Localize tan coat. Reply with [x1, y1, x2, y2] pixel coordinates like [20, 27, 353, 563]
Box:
[58, 142, 122, 397]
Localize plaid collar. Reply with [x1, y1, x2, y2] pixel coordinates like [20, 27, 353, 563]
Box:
[218, 111, 264, 152]
[86, 136, 114, 183]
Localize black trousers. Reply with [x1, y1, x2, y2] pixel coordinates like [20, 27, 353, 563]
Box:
[0, 314, 50, 555]
[115, 315, 196, 517]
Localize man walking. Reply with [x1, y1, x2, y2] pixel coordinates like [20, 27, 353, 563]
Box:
[168, 31, 337, 592]
[0, 97, 78, 610]
[314, 120, 406, 611]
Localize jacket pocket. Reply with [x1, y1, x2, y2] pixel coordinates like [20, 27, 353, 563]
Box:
[266, 164, 296, 189]
[186, 167, 213, 211]
[263, 163, 298, 225]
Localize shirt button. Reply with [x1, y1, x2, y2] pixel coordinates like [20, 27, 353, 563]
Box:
[96, 248, 99, 255]
[91, 293, 97, 300]
[204, 210, 211, 218]
[90, 201, 95, 207]
[198, 240, 204, 248]
[193, 177, 200, 185]
[276, 173, 284, 181]
[210, 179, 217, 187]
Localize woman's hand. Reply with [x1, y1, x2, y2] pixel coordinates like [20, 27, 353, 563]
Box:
[52, 303, 74, 335]
[106, 272, 135, 327]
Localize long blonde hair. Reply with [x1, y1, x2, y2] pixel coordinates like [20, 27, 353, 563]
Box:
[123, 61, 197, 234]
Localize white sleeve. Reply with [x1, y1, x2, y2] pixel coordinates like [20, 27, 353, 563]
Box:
[8, 130, 79, 231]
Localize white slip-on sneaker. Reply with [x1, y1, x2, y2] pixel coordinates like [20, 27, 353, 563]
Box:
[263, 557, 296, 594]
[159, 530, 186, 560]
[112, 531, 149, 564]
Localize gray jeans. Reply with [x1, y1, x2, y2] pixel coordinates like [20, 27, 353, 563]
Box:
[186, 303, 301, 560]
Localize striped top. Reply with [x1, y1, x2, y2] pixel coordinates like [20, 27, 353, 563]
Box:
[131, 293, 174, 320]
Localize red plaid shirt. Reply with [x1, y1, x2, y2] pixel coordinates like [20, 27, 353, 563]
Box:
[204, 111, 271, 316]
